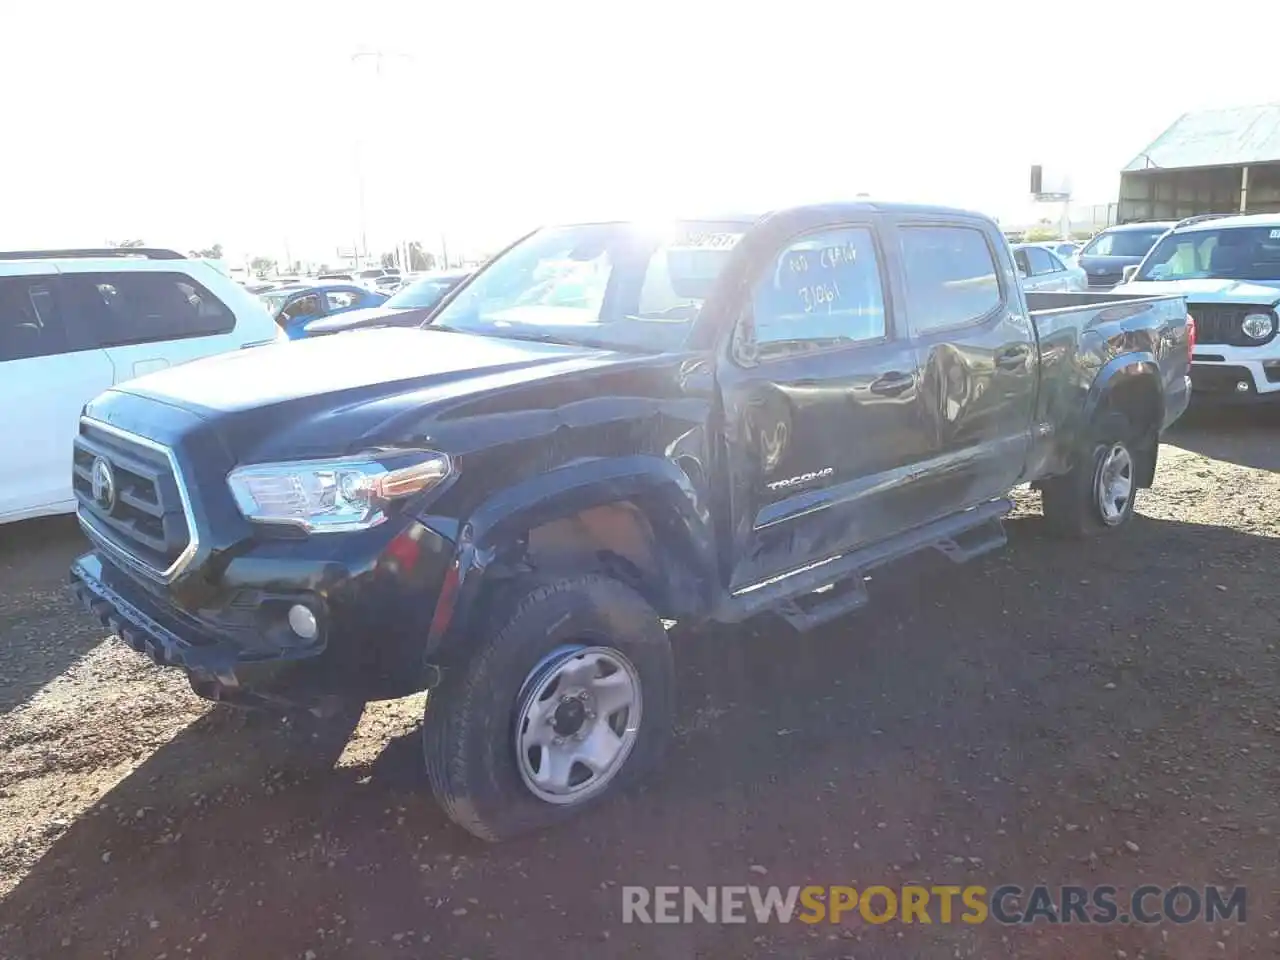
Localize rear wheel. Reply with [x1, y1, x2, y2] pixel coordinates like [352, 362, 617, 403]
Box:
[1041, 411, 1145, 538]
[423, 574, 673, 841]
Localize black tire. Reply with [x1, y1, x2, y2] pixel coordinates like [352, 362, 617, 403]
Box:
[1041, 411, 1145, 538]
[423, 573, 673, 841]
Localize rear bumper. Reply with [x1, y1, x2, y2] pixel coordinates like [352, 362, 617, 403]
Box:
[69, 516, 458, 709]
[1163, 375, 1193, 431]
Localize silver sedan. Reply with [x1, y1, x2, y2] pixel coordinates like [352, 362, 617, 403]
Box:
[1011, 243, 1088, 292]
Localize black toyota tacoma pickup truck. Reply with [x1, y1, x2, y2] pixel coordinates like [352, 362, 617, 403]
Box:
[69, 203, 1193, 840]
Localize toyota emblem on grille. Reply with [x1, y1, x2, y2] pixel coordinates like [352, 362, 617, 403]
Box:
[90, 457, 117, 513]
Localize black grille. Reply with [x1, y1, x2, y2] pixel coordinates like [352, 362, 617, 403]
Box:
[1086, 274, 1117, 290]
[1187, 303, 1277, 347]
[73, 423, 191, 575]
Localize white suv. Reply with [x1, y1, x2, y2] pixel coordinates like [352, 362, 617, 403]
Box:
[0, 248, 279, 524]
[1114, 214, 1280, 403]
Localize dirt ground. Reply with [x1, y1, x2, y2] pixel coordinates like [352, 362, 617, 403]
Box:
[1, 407, 1278, 960]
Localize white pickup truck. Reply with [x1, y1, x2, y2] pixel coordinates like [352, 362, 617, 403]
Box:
[1115, 213, 1280, 404]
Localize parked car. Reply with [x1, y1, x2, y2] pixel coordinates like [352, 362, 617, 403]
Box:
[244, 279, 302, 295]
[0, 247, 279, 524]
[1036, 240, 1081, 262]
[1010, 243, 1088, 292]
[351, 267, 390, 292]
[1113, 212, 1280, 403]
[1077, 221, 1177, 290]
[68, 203, 1191, 841]
[300, 269, 472, 336]
[259, 282, 389, 340]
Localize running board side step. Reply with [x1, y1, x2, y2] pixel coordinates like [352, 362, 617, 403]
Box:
[774, 578, 871, 632]
[932, 516, 1008, 565]
[713, 498, 1012, 629]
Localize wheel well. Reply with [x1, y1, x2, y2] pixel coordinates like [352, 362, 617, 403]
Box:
[1102, 374, 1162, 438]
[525, 501, 666, 607]
[1100, 374, 1162, 486]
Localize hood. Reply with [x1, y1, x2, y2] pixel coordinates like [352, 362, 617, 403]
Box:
[111, 326, 635, 460]
[300, 304, 427, 335]
[1113, 277, 1280, 303]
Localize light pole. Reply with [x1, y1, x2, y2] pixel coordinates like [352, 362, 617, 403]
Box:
[350, 49, 414, 267]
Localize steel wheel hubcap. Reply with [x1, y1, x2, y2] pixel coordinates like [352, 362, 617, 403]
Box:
[1095, 443, 1133, 525]
[515, 645, 642, 805]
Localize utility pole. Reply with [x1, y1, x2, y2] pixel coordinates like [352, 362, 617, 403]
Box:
[350, 49, 414, 269]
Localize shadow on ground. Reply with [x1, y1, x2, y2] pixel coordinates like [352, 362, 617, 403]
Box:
[0, 516, 96, 716]
[2, 513, 1277, 959]
[1167, 404, 1280, 471]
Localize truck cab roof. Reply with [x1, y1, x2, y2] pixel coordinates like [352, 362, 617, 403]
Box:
[551, 201, 992, 229]
[1171, 212, 1280, 234]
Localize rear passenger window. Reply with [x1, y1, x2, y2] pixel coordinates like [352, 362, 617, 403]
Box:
[0, 276, 66, 361]
[745, 227, 886, 359]
[900, 227, 1002, 333]
[61, 272, 235, 347]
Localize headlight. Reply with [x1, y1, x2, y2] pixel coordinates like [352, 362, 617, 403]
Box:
[227, 451, 452, 532]
[1241, 312, 1276, 340]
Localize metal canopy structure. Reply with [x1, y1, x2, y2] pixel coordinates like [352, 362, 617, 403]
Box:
[1119, 102, 1280, 223]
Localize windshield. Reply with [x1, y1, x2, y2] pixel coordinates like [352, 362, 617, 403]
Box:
[1137, 226, 1280, 282]
[1080, 228, 1167, 258]
[384, 276, 463, 309]
[429, 221, 744, 351]
[259, 290, 297, 313]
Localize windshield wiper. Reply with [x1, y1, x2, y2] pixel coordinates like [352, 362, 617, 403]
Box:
[482, 329, 583, 346]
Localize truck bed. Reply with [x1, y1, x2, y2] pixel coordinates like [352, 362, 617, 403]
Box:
[1023, 290, 1186, 315]
[1020, 288, 1192, 484]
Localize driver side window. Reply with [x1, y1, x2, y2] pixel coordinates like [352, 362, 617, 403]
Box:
[739, 226, 887, 362]
[1026, 247, 1057, 275]
[282, 293, 322, 322]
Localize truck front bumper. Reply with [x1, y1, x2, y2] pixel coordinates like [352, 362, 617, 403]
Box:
[69, 517, 457, 710]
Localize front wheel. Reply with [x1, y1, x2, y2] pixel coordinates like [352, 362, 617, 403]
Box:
[1041, 411, 1144, 538]
[423, 574, 673, 841]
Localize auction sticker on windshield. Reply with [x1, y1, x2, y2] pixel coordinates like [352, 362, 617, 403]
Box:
[673, 231, 743, 250]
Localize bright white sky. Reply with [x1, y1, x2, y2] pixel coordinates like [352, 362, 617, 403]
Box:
[3, 1, 1277, 266]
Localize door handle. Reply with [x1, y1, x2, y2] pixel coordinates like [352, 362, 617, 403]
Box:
[994, 347, 1029, 370]
[869, 371, 915, 396]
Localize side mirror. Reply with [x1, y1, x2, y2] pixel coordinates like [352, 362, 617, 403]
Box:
[1122, 265, 1140, 283]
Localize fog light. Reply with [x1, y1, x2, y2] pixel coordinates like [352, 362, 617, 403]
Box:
[288, 604, 318, 640]
[1235, 380, 1251, 393]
